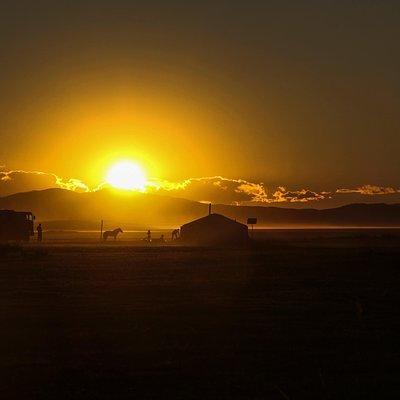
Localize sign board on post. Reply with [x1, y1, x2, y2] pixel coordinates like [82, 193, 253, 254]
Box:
[247, 218, 257, 238]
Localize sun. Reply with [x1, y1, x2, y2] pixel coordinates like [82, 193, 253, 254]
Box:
[106, 161, 147, 191]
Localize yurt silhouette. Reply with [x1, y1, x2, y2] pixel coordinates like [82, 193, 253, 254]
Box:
[180, 213, 248, 245]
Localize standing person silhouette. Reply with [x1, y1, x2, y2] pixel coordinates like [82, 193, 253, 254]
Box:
[37, 223, 43, 242]
[147, 229, 151, 243]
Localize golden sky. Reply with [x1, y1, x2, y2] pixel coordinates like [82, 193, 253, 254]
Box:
[1, 1, 399, 207]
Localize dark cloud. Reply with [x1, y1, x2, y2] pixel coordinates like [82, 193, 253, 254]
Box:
[271, 187, 329, 203]
[0, 169, 88, 197]
[336, 185, 399, 195]
[147, 176, 265, 204]
[150, 177, 329, 205]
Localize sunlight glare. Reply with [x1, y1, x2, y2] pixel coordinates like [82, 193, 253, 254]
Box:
[106, 161, 147, 191]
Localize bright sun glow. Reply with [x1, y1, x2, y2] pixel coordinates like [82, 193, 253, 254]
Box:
[106, 161, 147, 191]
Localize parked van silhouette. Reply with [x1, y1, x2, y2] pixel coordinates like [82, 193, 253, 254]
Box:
[0, 210, 35, 242]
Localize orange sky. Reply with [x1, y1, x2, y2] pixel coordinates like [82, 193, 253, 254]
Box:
[1, 1, 399, 206]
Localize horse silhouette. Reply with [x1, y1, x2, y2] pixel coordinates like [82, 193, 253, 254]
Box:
[103, 228, 123, 241]
[171, 229, 180, 240]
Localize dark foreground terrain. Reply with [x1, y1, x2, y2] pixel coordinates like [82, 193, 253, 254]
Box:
[1, 233, 399, 399]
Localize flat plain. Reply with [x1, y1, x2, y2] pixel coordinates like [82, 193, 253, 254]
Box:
[1, 230, 399, 399]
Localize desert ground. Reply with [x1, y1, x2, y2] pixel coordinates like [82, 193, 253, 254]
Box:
[1, 229, 399, 399]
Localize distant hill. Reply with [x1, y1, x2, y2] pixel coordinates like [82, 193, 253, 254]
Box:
[0, 188, 208, 228]
[213, 202, 400, 228]
[1, 188, 400, 228]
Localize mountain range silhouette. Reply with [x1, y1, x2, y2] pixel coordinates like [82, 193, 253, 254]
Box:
[1, 188, 400, 229]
